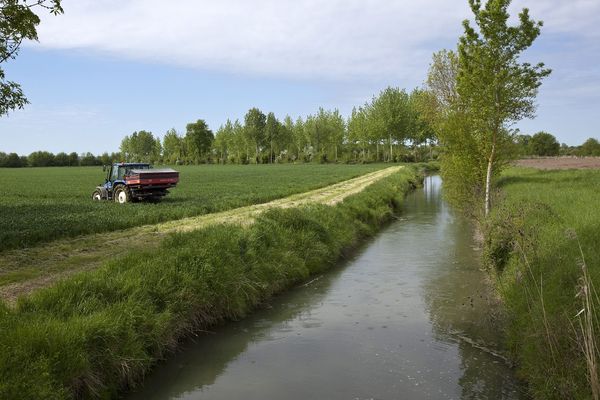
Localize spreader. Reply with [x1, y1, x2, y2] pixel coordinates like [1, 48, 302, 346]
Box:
[92, 163, 179, 203]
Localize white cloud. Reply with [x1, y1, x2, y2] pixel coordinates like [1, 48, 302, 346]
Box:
[28, 0, 600, 83]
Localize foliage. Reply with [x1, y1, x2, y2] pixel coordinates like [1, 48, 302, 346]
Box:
[120, 131, 161, 163]
[579, 138, 600, 157]
[484, 167, 600, 399]
[529, 131, 559, 156]
[0, 164, 387, 251]
[0, 167, 418, 399]
[0, 0, 63, 116]
[185, 120, 213, 164]
[243, 108, 266, 163]
[435, 0, 551, 217]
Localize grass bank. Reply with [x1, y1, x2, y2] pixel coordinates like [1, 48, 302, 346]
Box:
[0, 167, 420, 399]
[483, 167, 600, 399]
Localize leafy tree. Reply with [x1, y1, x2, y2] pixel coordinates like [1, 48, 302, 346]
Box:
[529, 131, 559, 156]
[213, 120, 235, 164]
[120, 130, 161, 163]
[28, 150, 55, 167]
[68, 151, 79, 166]
[265, 112, 280, 163]
[370, 87, 411, 161]
[408, 89, 437, 161]
[80, 152, 101, 166]
[54, 151, 69, 166]
[514, 134, 532, 156]
[185, 120, 213, 164]
[0, 1, 63, 116]
[162, 128, 185, 164]
[243, 108, 266, 163]
[2, 152, 25, 167]
[578, 138, 600, 156]
[455, 0, 551, 216]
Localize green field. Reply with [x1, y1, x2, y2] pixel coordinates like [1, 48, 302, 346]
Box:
[0, 167, 418, 399]
[0, 164, 387, 251]
[485, 167, 600, 399]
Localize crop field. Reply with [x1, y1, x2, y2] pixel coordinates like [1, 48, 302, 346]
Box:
[0, 164, 387, 252]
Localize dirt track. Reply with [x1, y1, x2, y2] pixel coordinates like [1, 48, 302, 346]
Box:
[0, 166, 404, 304]
[515, 157, 600, 170]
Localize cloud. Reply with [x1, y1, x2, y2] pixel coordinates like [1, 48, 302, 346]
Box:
[28, 0, 600, 84]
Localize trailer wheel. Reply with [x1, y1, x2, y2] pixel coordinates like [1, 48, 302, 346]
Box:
[113, 185, 130, 204]
[91, 190, 102, 201]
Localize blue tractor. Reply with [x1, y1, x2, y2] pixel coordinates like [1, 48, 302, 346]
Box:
[92, 163, 179, 203]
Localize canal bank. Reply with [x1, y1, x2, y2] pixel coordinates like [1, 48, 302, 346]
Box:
[128, 176, 526, 400]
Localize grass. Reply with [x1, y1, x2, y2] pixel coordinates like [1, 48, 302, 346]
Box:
[483, 167, 600, 399]
[0, 166, 420, 399]
[0, 164, 387, 252]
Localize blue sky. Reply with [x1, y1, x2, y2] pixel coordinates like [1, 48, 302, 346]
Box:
[1, 0, 599, 154]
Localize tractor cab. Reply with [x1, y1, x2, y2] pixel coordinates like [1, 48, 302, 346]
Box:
[103, 163, 151, 189]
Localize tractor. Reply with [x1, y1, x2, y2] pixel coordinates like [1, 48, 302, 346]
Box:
[92, 162, 179, 203]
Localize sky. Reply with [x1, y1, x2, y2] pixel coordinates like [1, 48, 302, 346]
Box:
[1, 0, 599, 154]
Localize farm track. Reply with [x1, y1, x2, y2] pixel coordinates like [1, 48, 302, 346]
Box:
[0, 166, 404, 304]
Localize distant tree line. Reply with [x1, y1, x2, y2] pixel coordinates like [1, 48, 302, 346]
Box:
[514, 132, 600, 157]
[0, 151, 123, 168]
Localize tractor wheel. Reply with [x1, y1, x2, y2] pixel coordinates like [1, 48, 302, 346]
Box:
[113, 185, 130, 204]
[91, 190, 102, 201]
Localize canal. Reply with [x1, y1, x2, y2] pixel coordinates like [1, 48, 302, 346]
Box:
[128, 175, 526, 400]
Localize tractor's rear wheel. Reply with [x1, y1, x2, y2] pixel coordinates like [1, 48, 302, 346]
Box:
[113, 185, 130, 204]
[91, 190, 102, 201]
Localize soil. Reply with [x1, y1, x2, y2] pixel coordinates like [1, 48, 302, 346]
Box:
[0, 166, 404, 304]
[514, 157, 600, 170]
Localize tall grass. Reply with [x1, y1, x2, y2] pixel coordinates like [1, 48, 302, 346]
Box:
[0, 167, 419, 399]
[484, 167, 600, 399]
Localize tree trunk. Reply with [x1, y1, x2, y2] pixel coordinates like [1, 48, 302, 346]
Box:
[484, 141, 496, 217]
[389, 135, 393, 162]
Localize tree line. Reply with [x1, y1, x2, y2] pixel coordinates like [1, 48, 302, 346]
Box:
[119, 87, 437, 165]
[0, 151, 122, 168]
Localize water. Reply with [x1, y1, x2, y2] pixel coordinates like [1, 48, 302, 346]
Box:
[127, 176, 526, 400]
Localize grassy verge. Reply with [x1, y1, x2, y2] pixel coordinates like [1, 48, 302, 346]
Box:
[0, 167, 420, 399]
[483, 167, 600, 399]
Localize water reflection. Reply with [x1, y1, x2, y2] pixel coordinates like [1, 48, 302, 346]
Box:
[127, 176, 526, 400]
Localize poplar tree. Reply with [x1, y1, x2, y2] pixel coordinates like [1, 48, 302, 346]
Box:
[457, 0, 551, 216]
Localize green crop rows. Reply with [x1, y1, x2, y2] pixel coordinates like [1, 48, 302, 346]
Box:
[0, 164, 386, 251]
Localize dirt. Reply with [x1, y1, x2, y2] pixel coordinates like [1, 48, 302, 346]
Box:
[514, 157, 600, 170]
[0, 166, 404, 304]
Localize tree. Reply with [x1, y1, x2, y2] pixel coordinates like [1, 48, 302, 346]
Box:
[456, 0, 551, 216]
[185, 120, 213, 164]
[68, 151, 79, 166]
[54, 151, 69, 166]
[529, 131, 559, 156]
[120, 130, 161, 162]
[162, 128, 184, 164]
[213, 120, 234, 164]
[0, 1, 63, 116]
[265, 112, 280, 163]
[28, 150, 55, 167]
[514, 134, 532, 156]
[243, 108, 266, 163]
[578, 138, 600, 156]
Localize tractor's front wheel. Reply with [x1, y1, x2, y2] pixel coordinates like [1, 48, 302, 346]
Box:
[113, 185, 130, 204]
[91, 190, 102, 201]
